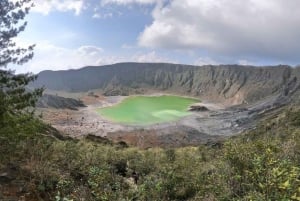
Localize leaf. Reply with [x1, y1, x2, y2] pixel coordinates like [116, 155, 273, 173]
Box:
[279, 180, 290, 190]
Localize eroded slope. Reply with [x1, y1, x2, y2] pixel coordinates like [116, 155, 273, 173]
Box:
[31, 63, 300, 105]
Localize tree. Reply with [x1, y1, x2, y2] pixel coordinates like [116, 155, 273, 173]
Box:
[0, 0, 43, 141]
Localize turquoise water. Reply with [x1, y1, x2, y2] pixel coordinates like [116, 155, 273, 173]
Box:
[97, 95, 199, 125]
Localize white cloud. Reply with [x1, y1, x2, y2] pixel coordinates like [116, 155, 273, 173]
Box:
[121, 44, 137, 49]
[92, 13, 101, 18]
[94, 51, 173, 66]
[14, 42, 104, 73]
[92, 12, 113, 19]
[101, 0, 160, 6]
[131, 51, 173, 63]
[194, 57, 219, 66]
[12, 41, 173, 73]
[32, 0, 86, 15]
[77, 46, 103, 56]
[138, 0, 300, 61]
[238, 59, 256, 66]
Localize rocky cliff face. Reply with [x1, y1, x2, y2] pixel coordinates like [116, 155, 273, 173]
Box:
[31, 63, 300, 105]
[37, 94, 86, 110]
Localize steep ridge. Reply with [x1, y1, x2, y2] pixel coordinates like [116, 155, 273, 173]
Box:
[31, 63, 300, 105]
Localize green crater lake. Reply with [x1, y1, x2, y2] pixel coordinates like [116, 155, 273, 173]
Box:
[98, 95, 199, 125]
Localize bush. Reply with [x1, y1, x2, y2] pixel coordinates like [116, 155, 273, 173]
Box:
[225, 139, 300, 200]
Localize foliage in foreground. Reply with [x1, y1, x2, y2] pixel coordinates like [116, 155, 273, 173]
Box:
[0, 0, 43, 153]
[1, 108, 300, 201]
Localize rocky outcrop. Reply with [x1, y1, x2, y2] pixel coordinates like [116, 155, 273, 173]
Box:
[37, 94, 86, 110]
[189, 105, 209, 112]
[31, 63, 300, 105]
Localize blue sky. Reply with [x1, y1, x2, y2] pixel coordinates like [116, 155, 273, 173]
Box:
[13, 0, 300, 73]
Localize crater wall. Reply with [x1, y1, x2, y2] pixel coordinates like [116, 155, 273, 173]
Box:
[31, 63, 300, 105]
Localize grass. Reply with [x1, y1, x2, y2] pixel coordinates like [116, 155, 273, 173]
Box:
[97, 95, 199, 125]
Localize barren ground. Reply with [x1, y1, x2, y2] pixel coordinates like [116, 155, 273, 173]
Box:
[39, 92, 288, 147]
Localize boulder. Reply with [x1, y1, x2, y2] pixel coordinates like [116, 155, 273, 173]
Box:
[189, 105, 209, 112]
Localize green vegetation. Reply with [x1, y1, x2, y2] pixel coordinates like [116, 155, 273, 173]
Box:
[98, 95, 199, 125]
[0, 0, 43, 157]
[1, 107, 300, 200]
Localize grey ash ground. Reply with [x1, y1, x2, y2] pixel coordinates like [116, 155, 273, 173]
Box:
[38, 92, 289, 147]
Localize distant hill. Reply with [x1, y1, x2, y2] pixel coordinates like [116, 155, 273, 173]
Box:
[31, 63, 300, 105]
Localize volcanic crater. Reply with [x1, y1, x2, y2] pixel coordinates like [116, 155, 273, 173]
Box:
[31, 63, 300, 147]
